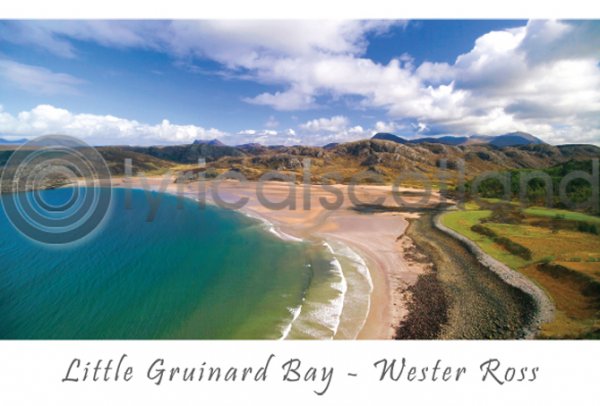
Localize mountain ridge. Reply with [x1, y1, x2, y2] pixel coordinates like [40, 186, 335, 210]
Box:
[371, 131, 546, 147]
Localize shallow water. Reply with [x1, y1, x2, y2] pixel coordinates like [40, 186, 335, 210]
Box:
[0, 187, 369, 339]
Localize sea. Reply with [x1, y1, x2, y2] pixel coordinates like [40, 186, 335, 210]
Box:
[0, 187, 371, 339]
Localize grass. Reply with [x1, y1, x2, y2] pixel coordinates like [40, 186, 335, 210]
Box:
[441, 209, 528, 269]
[524, 207, 600, 224]
[440, 204, 600, 338]
[486, 223, 600, 262]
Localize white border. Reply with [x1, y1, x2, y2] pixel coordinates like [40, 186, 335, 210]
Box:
[1, 340, 599, 405]
[0, 0, 599, 19]
[1, 3, 599, 405]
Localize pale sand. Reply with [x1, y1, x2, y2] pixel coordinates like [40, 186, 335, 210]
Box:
[110, 176, 443, 339]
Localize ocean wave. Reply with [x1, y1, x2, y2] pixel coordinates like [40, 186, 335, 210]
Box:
[318, 242, 348, 336]
[330, 243, 373, 338]
[334, 244, 373, 291]
[241, 210, 303, 242]
[279, 301, 304, 340]
[279, 242, 348, 339]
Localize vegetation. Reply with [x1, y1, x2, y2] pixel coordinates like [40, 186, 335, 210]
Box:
[523, 207, 600, 224]
[441, 200, 600, 338]
[471, 224, 532, 260]
[465, 160, 599, 214]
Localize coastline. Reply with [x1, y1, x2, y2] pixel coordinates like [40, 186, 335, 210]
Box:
[433, 210, 555, 338]
[110, 177, 443, 339]
[67, 177, 547, 339]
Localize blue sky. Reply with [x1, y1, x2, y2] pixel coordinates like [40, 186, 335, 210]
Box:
[0, 20, 599, 145]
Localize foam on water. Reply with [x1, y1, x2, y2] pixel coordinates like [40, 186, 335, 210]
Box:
[281, 242, 349, 339]
[331, 243, 373, 338]
[279, 301, 304, 340]
[180, 195, 372, 340]
[240, 210, 304, 242]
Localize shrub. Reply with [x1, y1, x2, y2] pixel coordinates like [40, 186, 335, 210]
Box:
[471, 224, 532, 260]
[471, 224, 498, 238]
[577, 222, 599, 235]
[494, 236, 533, 260]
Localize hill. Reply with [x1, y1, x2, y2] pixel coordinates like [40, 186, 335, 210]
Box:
[370, 131, 546, 147]
[168, 138, 599, 184]
[489, 132, 545, 147]
[0, 137, 27, 145]
[371, 133, 408, 144]
[193, 139, 226, 147]
[0, 136, 597, 186]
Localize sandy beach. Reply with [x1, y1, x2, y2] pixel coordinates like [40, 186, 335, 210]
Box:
[111, 176, 444, 339]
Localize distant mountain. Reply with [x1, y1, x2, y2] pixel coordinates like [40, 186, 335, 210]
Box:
[193, 139, 226, 147]
[0, 137, 27, 145]
[410, 136, 470, 146]
[1, 135, 593, 183]
[489, 132, 545, 147]
[370, 131, 545, 147]
[371, 133, 408, 144]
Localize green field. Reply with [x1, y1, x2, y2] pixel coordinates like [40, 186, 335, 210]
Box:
[440, 202, 600, 338]
[523, 207, 600, 224]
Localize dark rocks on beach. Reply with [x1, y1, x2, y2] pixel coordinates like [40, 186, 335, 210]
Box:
[394, 273, 448, 339]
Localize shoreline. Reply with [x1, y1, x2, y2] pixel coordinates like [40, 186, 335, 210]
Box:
[433, 210, 555, 338]
[110, 177, 443, 339]
[66, 178, 547, 339]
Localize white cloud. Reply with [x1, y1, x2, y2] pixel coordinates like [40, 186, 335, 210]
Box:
[0, 105, 226, 145]
[519, 20, 600, 64]
[0, 59, 84, 95]
[231, 116, 372, 146]
[0, 105, 379, 147]
[374, 121, 398, 134]
[293, 116, 373, 145]
[300, 116, 349, 132]
[237, 129, 257, 135]
[1, 20, 600, 145]
[246, 89, 317, 110]
[236, 127, 301, 146]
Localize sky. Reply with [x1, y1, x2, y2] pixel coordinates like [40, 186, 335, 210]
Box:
[0, 20, 599, 146]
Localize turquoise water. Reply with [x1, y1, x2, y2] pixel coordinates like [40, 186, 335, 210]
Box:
[0, 187, 348, 339]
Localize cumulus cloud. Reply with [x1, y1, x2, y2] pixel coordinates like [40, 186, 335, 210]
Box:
[374, 121, 398, 134]
[0, 105, 387, 147]
[1, 20, 599, 144]
[295, 115, 373, 145]
[237, 129, 257, 135]
[233, 127, 301, 145]
[0, 59, 84, 95]
[300, 116, 349, 132]
[0, 104, 226, 145]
